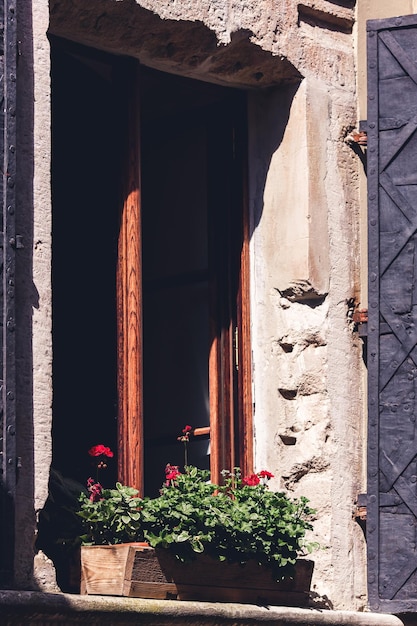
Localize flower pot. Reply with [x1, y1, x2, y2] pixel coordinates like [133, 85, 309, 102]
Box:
[80, 543, 149, 596]
[81, 544, 314, 606]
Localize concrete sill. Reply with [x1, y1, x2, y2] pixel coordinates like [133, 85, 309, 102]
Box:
[0, 590, 405, 625]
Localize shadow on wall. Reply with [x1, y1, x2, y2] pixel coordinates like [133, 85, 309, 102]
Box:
[248, 82, 301, 235]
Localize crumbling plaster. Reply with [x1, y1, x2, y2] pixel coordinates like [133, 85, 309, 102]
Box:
[27, 0, 366, 609]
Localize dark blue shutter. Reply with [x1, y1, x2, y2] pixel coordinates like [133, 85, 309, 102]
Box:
[367, 14, 417, 614]
[0, 0, 17, 585]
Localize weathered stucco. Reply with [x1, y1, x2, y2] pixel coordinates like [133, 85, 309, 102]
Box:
[20, 0, 380, 613]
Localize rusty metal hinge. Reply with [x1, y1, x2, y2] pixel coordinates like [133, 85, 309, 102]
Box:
[354, 493, 367, 523]
[353, 309, 368, 338]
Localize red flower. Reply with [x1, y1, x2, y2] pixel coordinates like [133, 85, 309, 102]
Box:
[242, 473, 260, 486]
[258, 470, 274, 479]
[177, 424, 193, 444]
[165, 463, 181, 485]
[87, 478, 103, 502]
[88, 444, 114, 458]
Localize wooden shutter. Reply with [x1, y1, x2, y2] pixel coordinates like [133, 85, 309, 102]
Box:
[367, 14, 417, 613]
[116, 59, 143, 493]
[0, 0, 17, 585]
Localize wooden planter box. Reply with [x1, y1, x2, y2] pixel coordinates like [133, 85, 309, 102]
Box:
[81, 544, 314, 606]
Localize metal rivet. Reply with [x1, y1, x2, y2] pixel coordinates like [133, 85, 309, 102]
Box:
[369, 94, 375, 99]
[7, 205, 14, 215]
[7, 391, 14, 400]
[7, 425, 15, 435]
[369, 122, 375, 128]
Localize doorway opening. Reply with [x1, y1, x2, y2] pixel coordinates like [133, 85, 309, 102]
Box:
[50, 39, 252, 498]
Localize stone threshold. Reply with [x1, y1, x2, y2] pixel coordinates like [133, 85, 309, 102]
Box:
[0, 590, 405, 625]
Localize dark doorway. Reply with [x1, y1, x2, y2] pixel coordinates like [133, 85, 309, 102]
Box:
[51, 40, 251, 498]
[51, 43, 120, 487]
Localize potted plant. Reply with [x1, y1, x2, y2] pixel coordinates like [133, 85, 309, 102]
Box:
[77, 433, 317, 605]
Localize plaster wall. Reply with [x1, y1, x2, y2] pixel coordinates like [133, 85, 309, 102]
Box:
[26, 0, 367, 610]
[248, 73, 365, 608]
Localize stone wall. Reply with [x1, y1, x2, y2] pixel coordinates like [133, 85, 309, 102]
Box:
[26, 0, 369, 609]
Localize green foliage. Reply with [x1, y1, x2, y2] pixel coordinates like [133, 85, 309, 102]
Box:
[78, 482, 145, 546]
[78, 466, 316, 581]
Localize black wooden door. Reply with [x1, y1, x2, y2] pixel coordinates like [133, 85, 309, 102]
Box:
[367, 14, 417, 614]
[0, 0, 17, 585]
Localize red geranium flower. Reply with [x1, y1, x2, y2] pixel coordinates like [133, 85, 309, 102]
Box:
[258, 470, 274, 479]
[87, 478, 103, 502]
[88, 444, 114, 458]
[165, 463, 181, 485]
[242, 473, 260, 486]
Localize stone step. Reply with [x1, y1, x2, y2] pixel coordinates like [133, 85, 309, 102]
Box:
[0, 590, 405, 626]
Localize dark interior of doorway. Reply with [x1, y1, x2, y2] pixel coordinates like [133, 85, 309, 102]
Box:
[50, 40, 246, 497]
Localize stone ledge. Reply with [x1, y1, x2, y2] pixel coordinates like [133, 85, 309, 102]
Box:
[0, 590, 405, 625]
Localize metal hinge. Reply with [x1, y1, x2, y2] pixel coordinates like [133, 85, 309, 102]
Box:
[10, 235, 23, 249]
[234, 326, 239, 371]
[354, 493, 367, 524]
[353, 309, 368, 338]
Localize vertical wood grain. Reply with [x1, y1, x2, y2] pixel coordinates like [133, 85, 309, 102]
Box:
[116, 60, 143, 493]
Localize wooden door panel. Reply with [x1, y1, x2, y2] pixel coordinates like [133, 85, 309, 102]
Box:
[367, 14, 417, 613]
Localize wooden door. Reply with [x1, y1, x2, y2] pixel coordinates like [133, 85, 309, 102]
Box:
[118, 67, 253, 495]
[367, 14, 417, 613]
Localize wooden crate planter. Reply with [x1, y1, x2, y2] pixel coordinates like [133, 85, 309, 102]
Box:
[81, 544, 314, 606]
